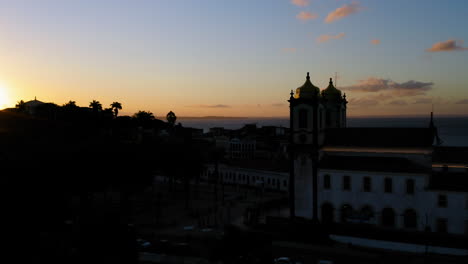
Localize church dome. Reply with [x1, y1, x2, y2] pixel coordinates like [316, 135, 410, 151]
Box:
[321, 78, 342, 101]
[294, 72, 320, 99]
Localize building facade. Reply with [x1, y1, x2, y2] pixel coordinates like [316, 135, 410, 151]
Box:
[290, 73, 468, 235]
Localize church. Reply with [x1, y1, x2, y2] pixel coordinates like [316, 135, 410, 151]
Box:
[289, 73, 468, 235]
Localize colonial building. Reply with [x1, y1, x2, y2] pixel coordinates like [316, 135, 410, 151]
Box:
[289, 73, 468, 235]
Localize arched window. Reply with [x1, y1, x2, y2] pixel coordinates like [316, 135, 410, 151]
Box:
[360, 205, 374, 222]
[381, 208, 396, 227]
[321, 203, 334, 224]
[403, 209, 417, 229]
[341, 204, 353, 223]
[298, 109, 308, 129]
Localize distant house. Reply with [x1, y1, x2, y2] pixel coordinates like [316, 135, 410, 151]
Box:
[24, 97, 45, 115]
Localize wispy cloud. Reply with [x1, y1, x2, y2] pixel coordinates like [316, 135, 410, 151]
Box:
[426, 39, 468, 52]
[325, 1, 363, 23]
[413, 98, 433, 104]
[317, 32, 345, 43]
[296, 11, 318, 21]
[271, 103, 286, 107]
[189, 104, 231, 108]
[347, 97, 379, 107]
[455, 99, 468, 104]
[282, 48, 297, 53]
[291, 0, 310, 7]
[371, 39, 381, 45]
[388, 100, 408, 106]
[341, 77, 433, 96]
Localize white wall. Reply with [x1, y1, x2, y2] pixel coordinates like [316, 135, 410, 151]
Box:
[316, 169, 468, 235]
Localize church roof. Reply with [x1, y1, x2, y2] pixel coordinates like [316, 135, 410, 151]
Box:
[320, 155, 429, 174]
[324, 127, 434, 148]
[294, 72, 320, 99]
[432, 146, 468, 164]
[321, 78, 342, 101]
[429, 171, 468, 192]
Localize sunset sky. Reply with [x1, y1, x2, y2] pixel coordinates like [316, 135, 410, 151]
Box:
[0, 0, 467, 117]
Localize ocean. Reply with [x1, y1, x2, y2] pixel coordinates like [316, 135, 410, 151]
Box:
[178, 117, 468, 147]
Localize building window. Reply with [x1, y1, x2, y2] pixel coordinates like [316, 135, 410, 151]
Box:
[298, 109, 308, 129]
[343, 176, 351, 191]
[438, 194, 447, 208]
[436, 218, 447, 233]
[406, 179, 415, 195]
[381, 208, 396, 227]
[384, 178, 392, 193]
[363, 177, 371, 192]
[324, 174, 331, 189]
[319, 109, 323, 129]
[341, 204, 353, 223]
[403, 209, 417, 229]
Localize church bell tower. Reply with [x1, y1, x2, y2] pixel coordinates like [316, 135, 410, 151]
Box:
[288, 73, 347, 221]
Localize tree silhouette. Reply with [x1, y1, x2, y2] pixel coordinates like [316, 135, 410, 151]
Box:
[63, 100, 78, 109]
[15, 100, 26, 112]
[110, 102, 122, 118]
[166, 111, 177, 126]
[89, 100, 102, 112]
[132, 111, 155, 121]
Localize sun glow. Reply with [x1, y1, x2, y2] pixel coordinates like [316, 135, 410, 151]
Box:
[0, 84, 11, 109]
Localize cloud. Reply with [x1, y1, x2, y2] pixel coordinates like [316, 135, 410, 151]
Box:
[388, 100, 407, 106]
[413, 98, 433, 104]
[325, 1, 363, 23]
[317, 32, 345, 43]
[371, 39, 380, 45]
[296, 11, 318, 21]
[341, 77, 433, 96]
[282, 48, 297, 53]
[455, 99, 468, 104]
[190, 104, 231, 108]
[291, 0, 310, 7]
[347, 98, 379, 107]
[271, 103, 286, 107]
[426, 39, 468, 52]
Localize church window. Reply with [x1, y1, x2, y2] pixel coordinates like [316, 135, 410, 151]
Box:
[324, 174, 331, 189]
[343, 176, 351, 191]
[438, 194, 447, 208]
[298, 109, 308, 129]
[436, 218, 447, 233]
[406, 179, 415, 194]
[384, 178, 392, 193]
[403, 209, 417, 229]
[363, 177, 371, 192]
[319, 109, 323, 129]
[381, 208, 396, 227]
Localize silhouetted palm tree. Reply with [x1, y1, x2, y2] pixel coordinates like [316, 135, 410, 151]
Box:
[110, 102, 122, 117]
[15, 100, 26, 112]
[166, 111, 177, 126]
[89, 100, 102, 112]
